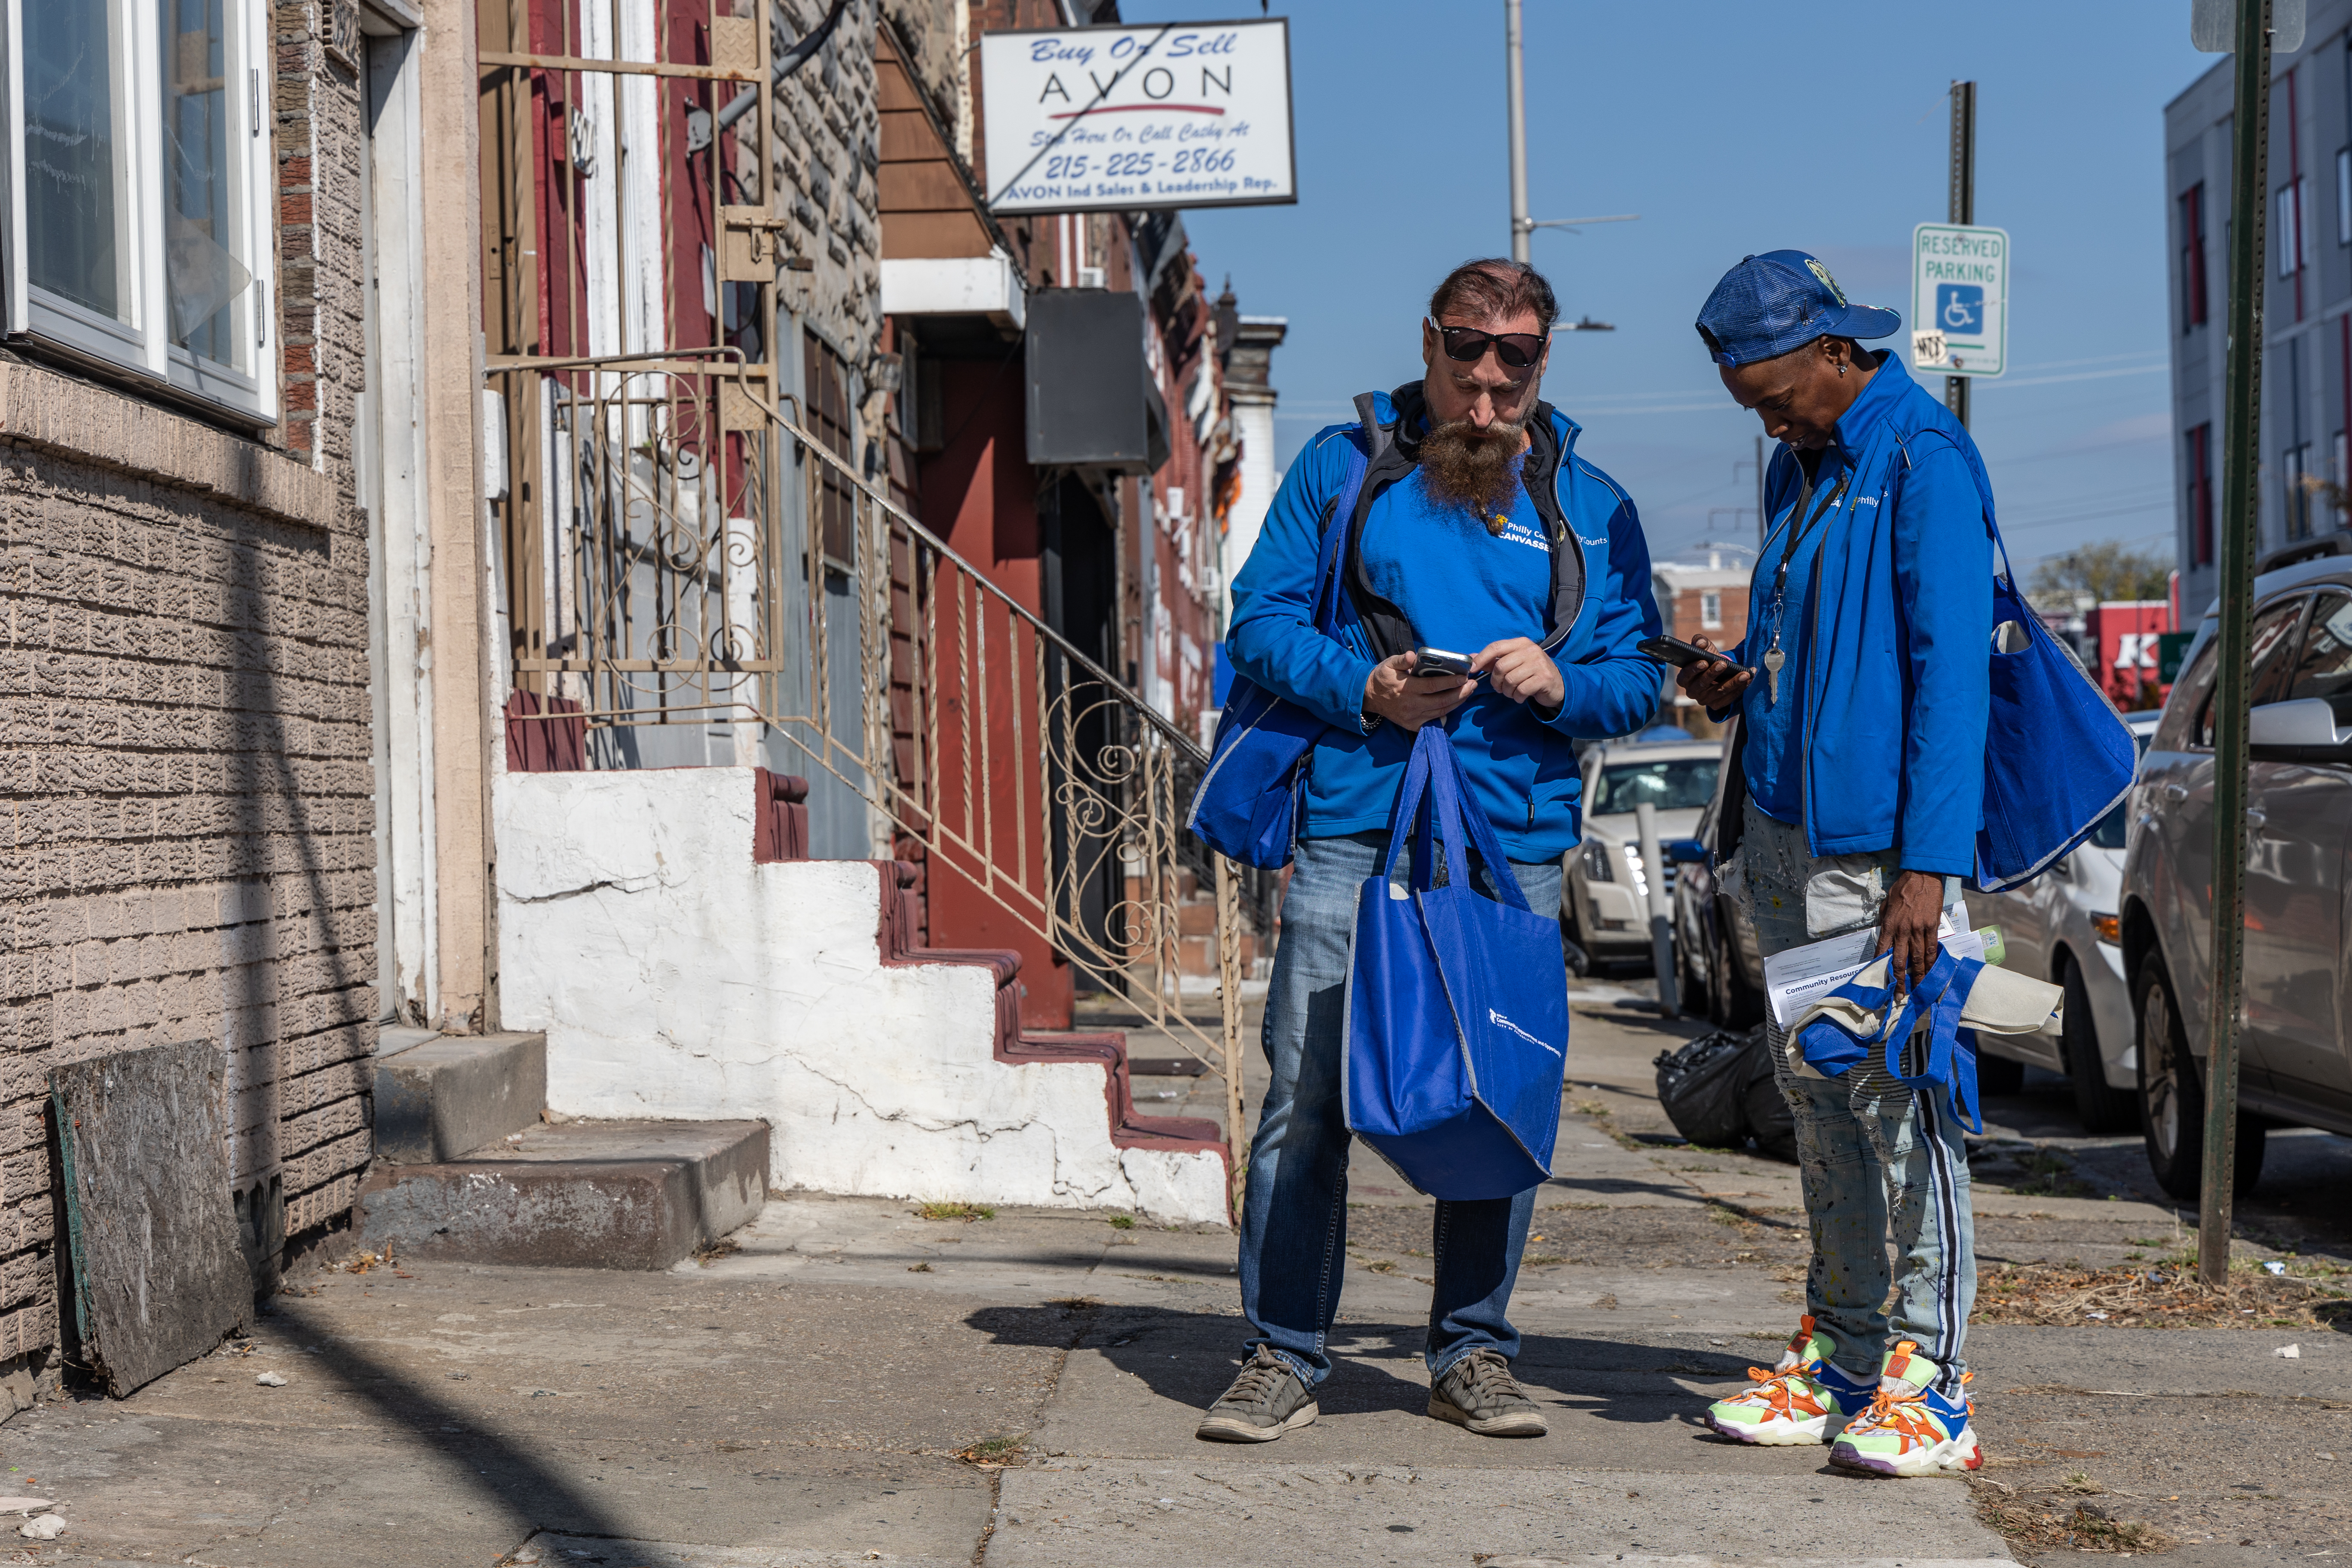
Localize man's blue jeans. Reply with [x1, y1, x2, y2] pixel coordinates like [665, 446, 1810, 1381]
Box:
[1236, 830, 1563, 1386]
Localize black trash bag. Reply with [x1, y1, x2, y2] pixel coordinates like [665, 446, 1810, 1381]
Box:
[1653, 1029, 1752, 1151]
[1654, 1025, 1798, 1162]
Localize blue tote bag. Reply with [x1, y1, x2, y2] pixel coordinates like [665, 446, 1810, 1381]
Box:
[1343, 724, 1569, 1200]
[1973, 514, 2139, 892]
[1186, 435, 1371, 869]
[1796, 948, 1987, 1135]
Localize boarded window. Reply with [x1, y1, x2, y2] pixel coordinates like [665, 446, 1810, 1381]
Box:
[806, 330, 856, 569]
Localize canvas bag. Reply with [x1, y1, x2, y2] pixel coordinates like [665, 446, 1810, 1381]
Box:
[1185, 434, 1371, 869]
[1790, 948, 2061, 1135]
[1342, 724, 1569, 1200]
[1972, 512, 2140, 891]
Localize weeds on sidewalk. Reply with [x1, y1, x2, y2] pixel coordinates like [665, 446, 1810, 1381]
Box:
[956, 1434, 1026, 1465]
[692, 1237, 741, 1267]
[1969, 1475, 2174, 1556]
[1975, 1255, 2352, 1329]
[916, 1202, 995, 1222]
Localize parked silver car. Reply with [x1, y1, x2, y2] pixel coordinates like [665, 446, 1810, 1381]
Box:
[1562, 738, 1719, 967]
[2120, 539, 2352, 1199]
[1963, 714, 2160, 1133]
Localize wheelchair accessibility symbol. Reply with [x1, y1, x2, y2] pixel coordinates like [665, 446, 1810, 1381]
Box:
[1937, 284, 1985, 334]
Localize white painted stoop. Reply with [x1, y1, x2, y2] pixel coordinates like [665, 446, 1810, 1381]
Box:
[492, 767, 1232, 1225]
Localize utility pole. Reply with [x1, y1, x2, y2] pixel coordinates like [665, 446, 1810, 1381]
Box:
[2199, 0, 2273, 1290]
[1507, 0, 1529, 262]
[1946, 81, 1977, 428]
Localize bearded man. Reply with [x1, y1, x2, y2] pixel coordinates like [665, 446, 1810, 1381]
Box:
[1197, 259, 1663, 1443]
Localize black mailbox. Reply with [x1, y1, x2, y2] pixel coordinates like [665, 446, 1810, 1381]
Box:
[1025, 288, 1169, 472]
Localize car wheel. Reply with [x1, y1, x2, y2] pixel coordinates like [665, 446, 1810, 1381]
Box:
[1713, 917, 1764, 1030]
[1675, 917, 1707, 1017]
[1976, 1052, 2025, 1096]
[1559, 881, 1590, 979]
[2060, 956, 2138, 1134]
[2135, 956, 2267, 1201]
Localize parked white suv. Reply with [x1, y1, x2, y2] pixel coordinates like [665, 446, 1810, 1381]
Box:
[1562, 738, 1719, 966]
[2119, 539, 2352, 1200]
[1963, 713, 2159, 1133]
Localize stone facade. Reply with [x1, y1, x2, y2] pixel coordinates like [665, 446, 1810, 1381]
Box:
[776, 0, 887, 371]
[0, 3, 374, 1395]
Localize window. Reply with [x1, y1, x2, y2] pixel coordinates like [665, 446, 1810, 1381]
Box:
[1588, 757, 1719, 817]
[2200, 596, 2311, 745]
[2286, 591, 2352, 714]
[1699, 590, 1722, 629]
[804, 331, 856, 570]
[2187, 422, 2214, 567]
[2181, 183, 2208, 331]
[2153, 637, 2216, 753]
[5, 0, 275, 422]
[2277, 179, 2310, 278]
[2285, 441, 2315, 539]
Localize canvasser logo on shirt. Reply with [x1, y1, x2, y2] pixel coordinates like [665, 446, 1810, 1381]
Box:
[1494, 517, 1550, 554]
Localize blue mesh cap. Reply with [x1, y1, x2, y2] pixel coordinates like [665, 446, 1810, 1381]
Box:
[1694, 250, 1902, 367]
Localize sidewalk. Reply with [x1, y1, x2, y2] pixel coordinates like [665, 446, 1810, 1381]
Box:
[0, 985, 2343, 1567]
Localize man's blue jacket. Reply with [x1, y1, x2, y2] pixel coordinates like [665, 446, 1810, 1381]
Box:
[1225, 389, 1662, 862]
[1719, 353, 1996, 876]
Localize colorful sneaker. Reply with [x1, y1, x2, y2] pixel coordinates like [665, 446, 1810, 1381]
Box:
[1704, 1315, 1870, 1446]
[1828, 1341, 1981, 1477]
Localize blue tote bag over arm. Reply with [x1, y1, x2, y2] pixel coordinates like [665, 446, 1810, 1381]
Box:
[1343, 725, 1569, 1201]
[1972, 512, 2139, 892]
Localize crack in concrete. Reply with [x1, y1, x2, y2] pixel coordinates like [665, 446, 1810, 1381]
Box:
[504, 878, 653, 906]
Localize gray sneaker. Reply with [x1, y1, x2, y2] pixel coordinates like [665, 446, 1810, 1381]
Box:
[1428, 1348, 1548, 1436]
[1196, 1347, 1318, 1442]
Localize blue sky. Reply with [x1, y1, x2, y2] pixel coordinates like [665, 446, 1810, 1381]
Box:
[1119, 0, 2217, 576]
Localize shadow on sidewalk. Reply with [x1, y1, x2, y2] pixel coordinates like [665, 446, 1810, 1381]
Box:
[965, 1302, 1761, 1426]
[261, 1296, 638, 1545]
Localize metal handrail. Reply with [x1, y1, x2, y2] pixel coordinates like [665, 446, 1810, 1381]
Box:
[733, 371, 1210, 769]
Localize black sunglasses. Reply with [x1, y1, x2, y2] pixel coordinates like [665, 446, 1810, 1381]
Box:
[1433, 321, 1548, 370]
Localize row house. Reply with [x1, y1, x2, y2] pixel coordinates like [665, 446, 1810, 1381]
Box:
[0, 0, 1276, 1407]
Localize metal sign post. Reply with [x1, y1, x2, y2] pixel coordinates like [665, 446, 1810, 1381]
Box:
[2193, 0, 2275, 1290]
[1946, 81, 1977, 426]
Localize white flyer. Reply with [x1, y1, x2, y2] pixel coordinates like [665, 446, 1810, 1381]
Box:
[1762, 905, 1984, 1029]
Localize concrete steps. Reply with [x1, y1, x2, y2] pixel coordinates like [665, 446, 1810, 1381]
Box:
[358, 1118, 769, 1270]
[373, 1032, 546, 1164]
[363, 1029, 768, 1268]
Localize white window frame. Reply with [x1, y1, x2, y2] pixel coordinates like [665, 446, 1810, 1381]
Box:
[2277, 178, 2312, 278]
[0, 0, 276, 424]
[2338, 147, 2351, 246]
[1700, 590, 1722, 629]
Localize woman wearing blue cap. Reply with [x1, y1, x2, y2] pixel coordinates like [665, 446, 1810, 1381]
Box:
[1676, 250, 1996, 1477]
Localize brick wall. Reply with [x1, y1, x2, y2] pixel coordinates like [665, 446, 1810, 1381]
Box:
[0, 0, 374, 1393]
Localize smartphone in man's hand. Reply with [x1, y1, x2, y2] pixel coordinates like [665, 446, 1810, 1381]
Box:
[1638, 634, 1749, 675]
[1411, 646, 1478, 680]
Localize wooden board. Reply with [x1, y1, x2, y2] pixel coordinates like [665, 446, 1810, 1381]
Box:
[52, 1039, 253, 1396]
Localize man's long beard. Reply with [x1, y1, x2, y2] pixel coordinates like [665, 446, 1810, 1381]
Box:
[1418, 416, 1528, 518]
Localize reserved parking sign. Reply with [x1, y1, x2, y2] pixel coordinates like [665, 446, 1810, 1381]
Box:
[1911, 224, 2009, 378]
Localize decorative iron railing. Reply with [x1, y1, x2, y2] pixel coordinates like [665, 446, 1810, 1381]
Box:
[481, 2, 1259, 1209]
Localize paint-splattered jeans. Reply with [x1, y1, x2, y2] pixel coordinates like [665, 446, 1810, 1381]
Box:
[1732, 797, 1975, 1394]
[1235, 830, 1558, 1387]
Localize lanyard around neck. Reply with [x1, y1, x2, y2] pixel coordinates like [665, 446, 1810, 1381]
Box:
[1769, 463, 1849, 614]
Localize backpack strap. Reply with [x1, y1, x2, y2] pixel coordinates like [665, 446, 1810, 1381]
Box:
[1309, 431, 1372, 633]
